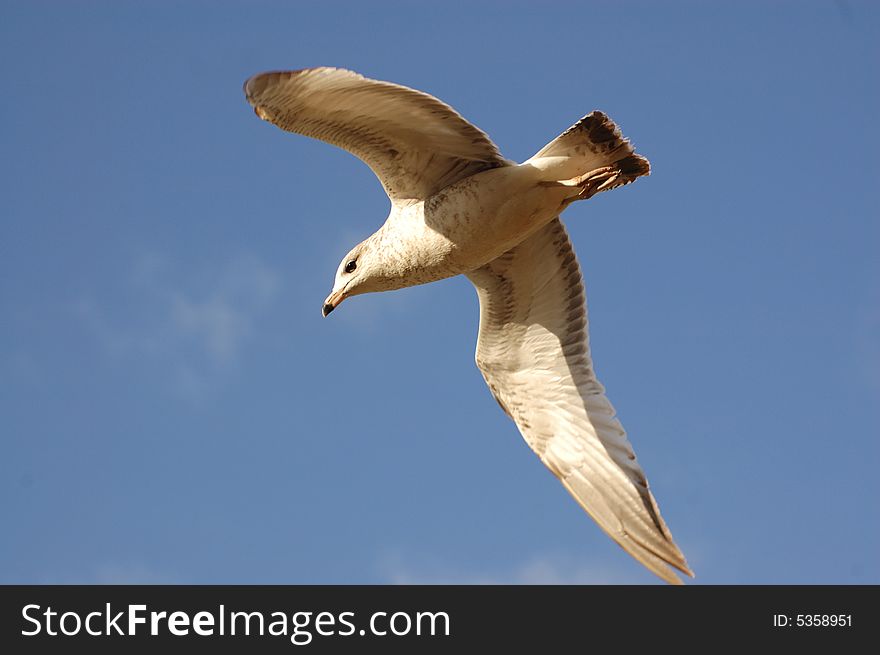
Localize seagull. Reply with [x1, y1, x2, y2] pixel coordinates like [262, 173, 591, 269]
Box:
[244, 67, 693, 584]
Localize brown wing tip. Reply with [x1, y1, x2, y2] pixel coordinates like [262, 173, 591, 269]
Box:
[243, 67, 360, 105]
[581, 111, 651, 180]
[243, 74, 274, 121]
[243, 70, 301, 119]
[667, 544, 696, 579]
[580, 110, 623, 146]
[616, 153, 651, 180]
[243, 70, 290, 104]
[556, 110, 651, 182]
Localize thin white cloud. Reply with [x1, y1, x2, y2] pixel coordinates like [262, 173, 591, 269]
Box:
[380, 552, 643, 585]
[93, 562, 179, 585]
[76, 252, 280, 399]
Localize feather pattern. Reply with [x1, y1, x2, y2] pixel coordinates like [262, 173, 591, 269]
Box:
[467, 218, 693, 584]
[244, 67, 510, 201]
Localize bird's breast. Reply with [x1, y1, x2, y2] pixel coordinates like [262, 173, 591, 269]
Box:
[419, 165, 568, 272]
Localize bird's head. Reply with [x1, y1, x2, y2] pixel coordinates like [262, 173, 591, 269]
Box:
[322, 237, 391, 317]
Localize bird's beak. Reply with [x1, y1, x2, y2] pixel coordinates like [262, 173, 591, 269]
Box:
[322, 288, 346, 317]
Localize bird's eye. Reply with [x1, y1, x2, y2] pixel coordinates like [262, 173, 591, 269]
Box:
[344, 260, 357, 274]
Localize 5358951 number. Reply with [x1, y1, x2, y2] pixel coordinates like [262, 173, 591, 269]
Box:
[773, 614, 852, 627]
[798, 614, 851, 627]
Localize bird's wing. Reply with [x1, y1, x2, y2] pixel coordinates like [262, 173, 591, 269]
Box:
[466, 218, 693, 584]
[244, 67, 510, 201]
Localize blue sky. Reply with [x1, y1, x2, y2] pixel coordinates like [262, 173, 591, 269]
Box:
[1, 1, 877, 584]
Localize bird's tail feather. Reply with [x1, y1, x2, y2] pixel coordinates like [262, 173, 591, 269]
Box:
[526, 111, 650, 196]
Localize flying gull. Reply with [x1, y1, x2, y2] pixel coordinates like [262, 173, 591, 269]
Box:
[244, 67, 693, 584]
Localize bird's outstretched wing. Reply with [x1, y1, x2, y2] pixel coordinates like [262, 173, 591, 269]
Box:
[244, 67, 510, 201]
[467, 218, 693, 584]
